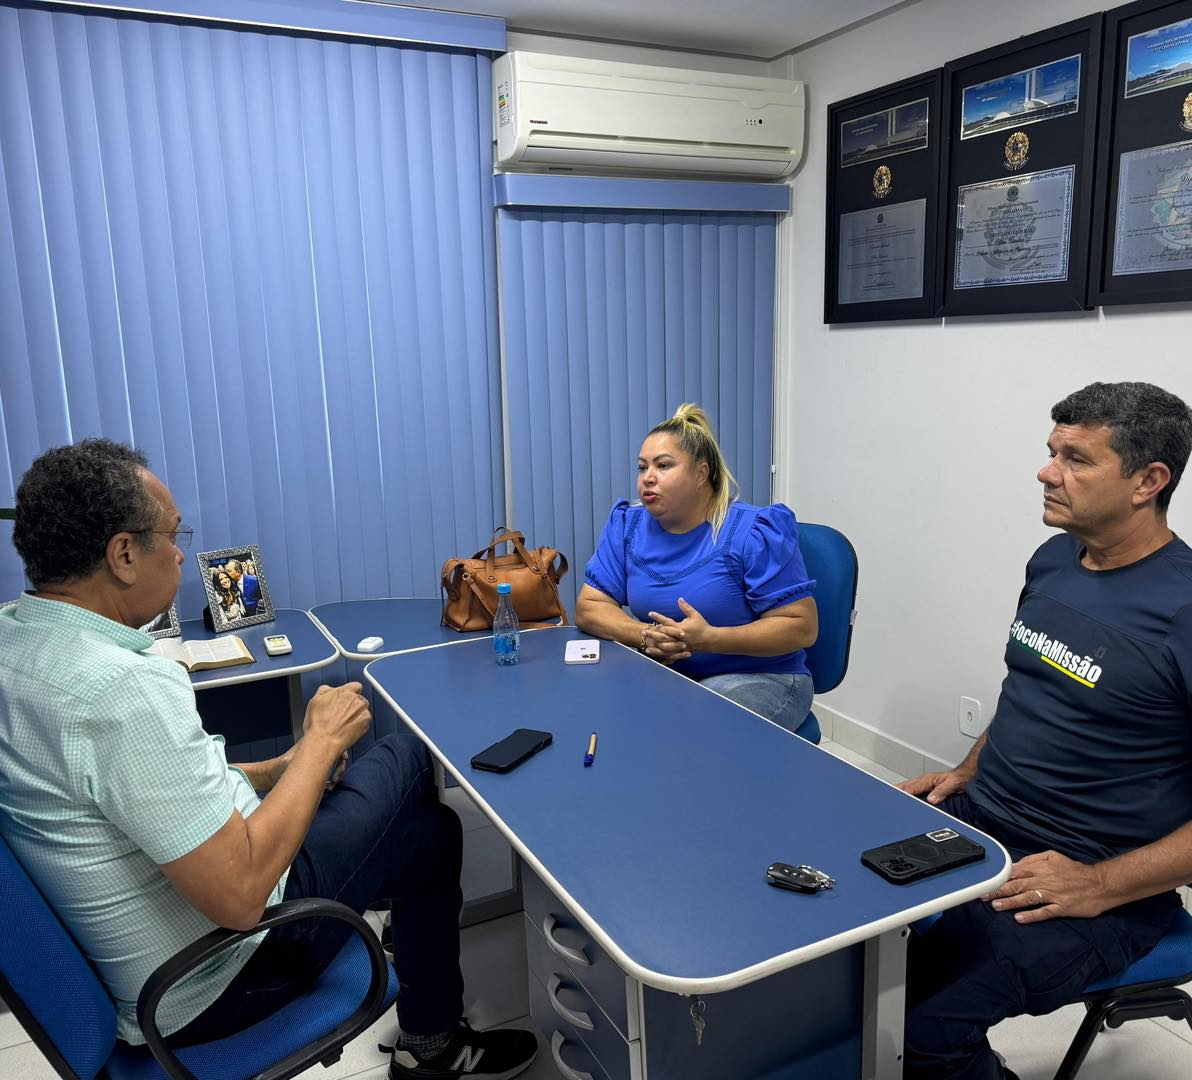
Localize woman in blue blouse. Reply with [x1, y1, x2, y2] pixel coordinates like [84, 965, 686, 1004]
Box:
[576, 404, 819, 735]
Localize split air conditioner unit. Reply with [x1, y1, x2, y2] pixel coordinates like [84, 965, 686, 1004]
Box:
[493, 52, 805, 180]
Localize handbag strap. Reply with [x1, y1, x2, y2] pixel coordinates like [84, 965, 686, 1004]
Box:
[537, 552, 570, 626]
[476, 528, 540, 581]
[472, 527, 526, 562]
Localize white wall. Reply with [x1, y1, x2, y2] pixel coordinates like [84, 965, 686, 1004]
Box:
[777, 0, 1192, 767]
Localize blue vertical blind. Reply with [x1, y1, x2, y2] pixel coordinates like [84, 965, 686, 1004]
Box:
[498, 208, 777, 611]
[0, 5, 502, 612]
[498, 208, 777, 615]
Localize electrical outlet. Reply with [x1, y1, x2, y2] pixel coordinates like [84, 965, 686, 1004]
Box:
[958, 696, 983, 738]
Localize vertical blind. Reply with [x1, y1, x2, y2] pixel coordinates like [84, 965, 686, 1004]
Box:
[498, 208, 777, 611]
[0, 4, 502, 612]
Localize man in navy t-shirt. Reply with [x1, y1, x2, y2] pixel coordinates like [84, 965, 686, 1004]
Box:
[900, 382, 1192, 1080]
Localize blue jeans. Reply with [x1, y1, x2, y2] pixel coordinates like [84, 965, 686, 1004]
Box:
[698, 671, 815, 734]
[904, 792, 1178, 1079]
[173, 733, 464, 1044]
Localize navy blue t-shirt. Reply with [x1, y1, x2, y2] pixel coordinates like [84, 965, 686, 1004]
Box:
[970, 533, 1192, 863]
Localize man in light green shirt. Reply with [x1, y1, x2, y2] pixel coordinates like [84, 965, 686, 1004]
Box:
[0, 439, 536, 1080]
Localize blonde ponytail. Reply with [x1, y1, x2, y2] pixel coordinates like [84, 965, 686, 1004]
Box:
[649, 403, 739, 540]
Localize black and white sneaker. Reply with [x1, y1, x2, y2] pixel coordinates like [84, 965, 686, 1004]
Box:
[388, 1021, 537, 1079]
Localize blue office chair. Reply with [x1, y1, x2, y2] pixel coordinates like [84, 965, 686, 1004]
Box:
[1052, 905, 1192, 1080]
[0, 833, 397, 1080]
[792, 522, 859, 744]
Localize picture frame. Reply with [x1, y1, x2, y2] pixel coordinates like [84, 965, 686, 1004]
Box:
[139, 602, 181, 640]
[825, 69, 944, 323]
[1090, 0, 1192, 306]
[939, 15, 1104, 315]
[196, 544, 275, 632]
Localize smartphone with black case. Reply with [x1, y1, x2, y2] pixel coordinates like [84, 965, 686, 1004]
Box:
[470, 728, 553, 773]
[861, 827, 985, 884]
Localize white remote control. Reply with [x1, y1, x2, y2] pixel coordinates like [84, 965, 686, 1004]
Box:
[263, 634, 292, 656]
[565, 639, 601, 664]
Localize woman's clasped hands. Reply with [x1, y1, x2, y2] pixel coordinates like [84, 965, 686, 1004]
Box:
[642, 597, 715, 664]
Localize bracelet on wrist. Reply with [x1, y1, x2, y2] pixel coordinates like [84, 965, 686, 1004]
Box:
[638, 625, 649, 653]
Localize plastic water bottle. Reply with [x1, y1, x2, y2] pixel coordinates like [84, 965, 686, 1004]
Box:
[493, 582, 520, 666]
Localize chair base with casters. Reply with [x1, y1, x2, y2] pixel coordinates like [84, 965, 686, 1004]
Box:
[1052, 906, 1192, 1080]
[0, 830, 397, 1080]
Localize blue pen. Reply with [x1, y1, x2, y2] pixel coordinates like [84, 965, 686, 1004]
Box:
[584, 732, 597, 767]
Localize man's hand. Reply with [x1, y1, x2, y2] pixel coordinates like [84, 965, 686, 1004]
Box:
[267, 745, 350, 791]
[982, 850, 1111, 923]
[303, 682, 372, 754]
[897, 769, 972, 805]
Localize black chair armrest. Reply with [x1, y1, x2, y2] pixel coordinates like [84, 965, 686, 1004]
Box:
[137, 898, 390, 1080]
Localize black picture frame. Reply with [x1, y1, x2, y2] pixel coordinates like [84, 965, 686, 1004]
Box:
[1091, 0, 1192, 306]
[196, 544, 275, 632]
[939, 15, 1104, 315]
[825, 70, 943, 323]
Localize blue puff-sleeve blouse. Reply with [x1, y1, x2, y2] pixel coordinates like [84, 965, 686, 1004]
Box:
[584, 499, 816, 680]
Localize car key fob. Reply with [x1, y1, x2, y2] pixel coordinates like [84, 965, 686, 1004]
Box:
[766, 862, 835, 893]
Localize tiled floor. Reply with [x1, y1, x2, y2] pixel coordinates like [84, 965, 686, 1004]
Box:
[3, 738, 1191, 1079]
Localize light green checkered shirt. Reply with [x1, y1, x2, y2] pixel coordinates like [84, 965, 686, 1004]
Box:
[0, 594, 288, 1044]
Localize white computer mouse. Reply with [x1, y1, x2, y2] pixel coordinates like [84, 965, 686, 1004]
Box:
[355, 636, 385, 653]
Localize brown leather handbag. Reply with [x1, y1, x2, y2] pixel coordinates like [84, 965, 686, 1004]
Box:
[440, 528, 570, 631]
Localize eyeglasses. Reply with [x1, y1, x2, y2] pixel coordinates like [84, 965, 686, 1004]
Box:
[137, 525, 195, 550]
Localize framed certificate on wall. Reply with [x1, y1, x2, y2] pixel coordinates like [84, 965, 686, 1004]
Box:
[825, 70, 943, 323]
[939, 16, 1103, 315]
[1091, 0, 1192, 305]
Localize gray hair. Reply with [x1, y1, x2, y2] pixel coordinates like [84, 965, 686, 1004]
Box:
[1051, 382, 1192, 511]
[13, 438, 158, 587]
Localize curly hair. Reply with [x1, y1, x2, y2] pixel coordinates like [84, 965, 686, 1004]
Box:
[13, 439, 159, 587]
[1052, 382, 1192, 511]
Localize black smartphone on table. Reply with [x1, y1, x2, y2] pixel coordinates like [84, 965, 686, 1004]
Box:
[861, 827, 985, 884]
[470, 728, 553, 773]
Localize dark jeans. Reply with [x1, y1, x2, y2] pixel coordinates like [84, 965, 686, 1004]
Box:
[904, 792, 1178, 1080]
[173, 733, 464, 1044]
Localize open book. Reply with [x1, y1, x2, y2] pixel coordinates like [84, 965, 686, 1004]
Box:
[147, 634, 254, 672]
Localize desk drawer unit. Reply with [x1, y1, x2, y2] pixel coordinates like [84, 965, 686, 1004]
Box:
[521, 866, 865, 1078]
[525, 913, 632, 1080]
[528, 971, 614, 1080]
[522, 865, 636, 1038]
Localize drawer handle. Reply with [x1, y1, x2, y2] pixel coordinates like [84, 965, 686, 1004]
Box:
[547, 973, 594, 1031]
[543, 913, 591, 967]
[551, 1030, 595, 1080]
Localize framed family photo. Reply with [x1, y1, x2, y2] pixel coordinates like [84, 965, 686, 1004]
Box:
[196, 544, 275, 631]
[139, 602, 181, 639]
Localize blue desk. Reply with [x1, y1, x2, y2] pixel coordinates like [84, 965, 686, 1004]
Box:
[309, 597, 562, 662]
[184, 608, 337, 742]
[309, 598, 480, 660]
[365, 626, 1010, 1080]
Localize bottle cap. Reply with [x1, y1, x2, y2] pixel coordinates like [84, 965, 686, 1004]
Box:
[497, 582, 512, 595]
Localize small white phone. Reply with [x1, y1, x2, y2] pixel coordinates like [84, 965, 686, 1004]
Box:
[263, 634, 292, 656]
[565, 639, 601, 665]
